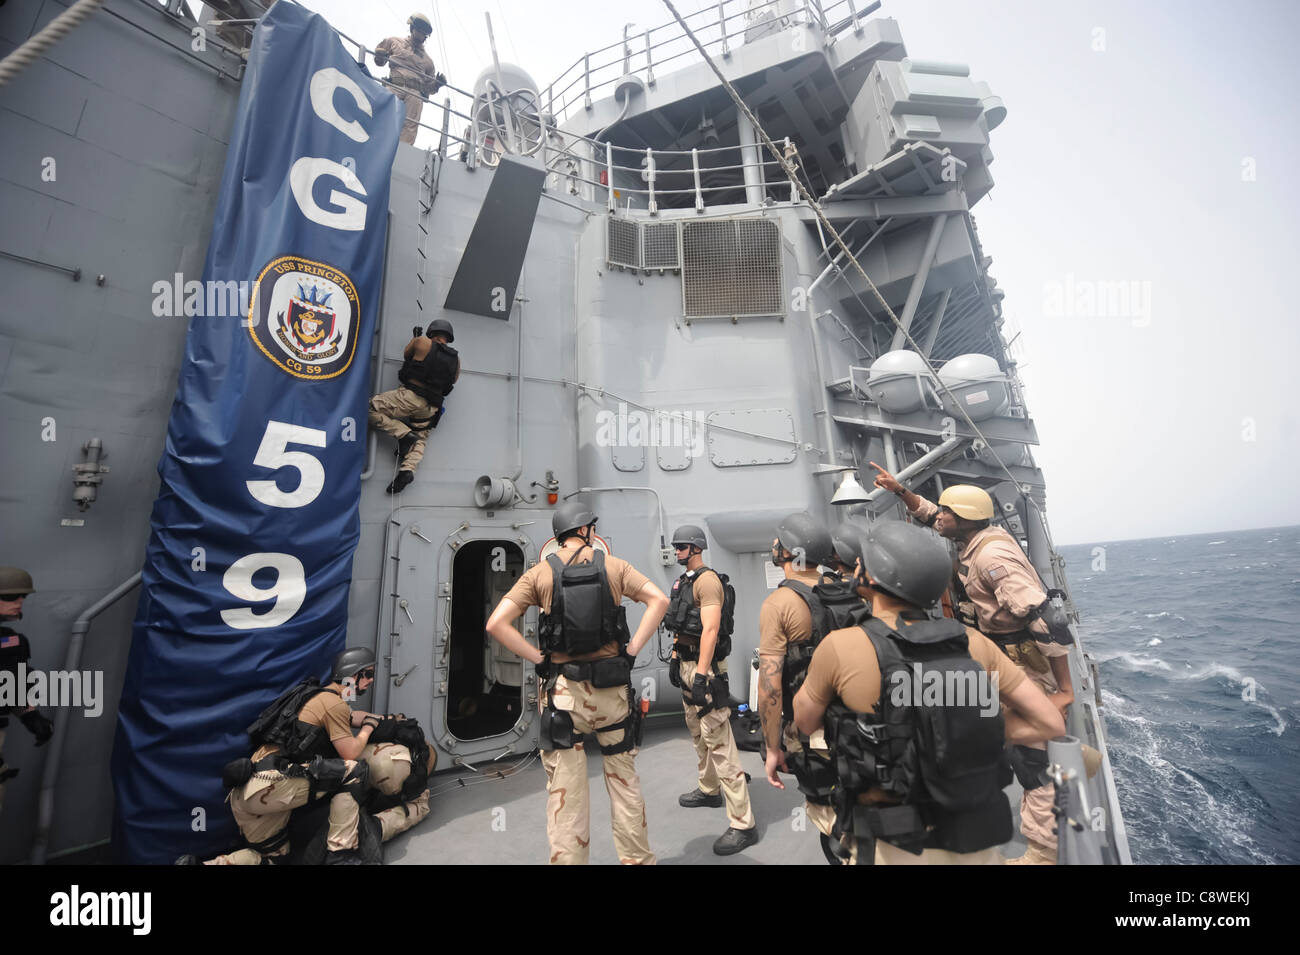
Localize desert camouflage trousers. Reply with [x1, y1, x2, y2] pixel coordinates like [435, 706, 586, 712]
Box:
[541, 676, 655, 865]
[368, 386, 436, 473]
[205, 743, 430, 865]
[395, 87, 424, 145]
[678, 659, 753, 830]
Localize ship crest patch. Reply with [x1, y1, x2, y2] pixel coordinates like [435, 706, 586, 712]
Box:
[248, 254, 360, 379]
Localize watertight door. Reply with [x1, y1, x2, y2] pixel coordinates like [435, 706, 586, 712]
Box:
[379, 510, 541, 765]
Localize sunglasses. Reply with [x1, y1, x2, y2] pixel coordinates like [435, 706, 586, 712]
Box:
[672, 544, 691, 551]
[0, 594, 26, 601]
[357, 668, 376, 680]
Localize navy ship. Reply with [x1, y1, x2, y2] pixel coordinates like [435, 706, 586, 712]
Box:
[0, 0, 1129, 865]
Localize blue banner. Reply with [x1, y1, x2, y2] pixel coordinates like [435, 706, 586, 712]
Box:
[111, 1, 402, 864]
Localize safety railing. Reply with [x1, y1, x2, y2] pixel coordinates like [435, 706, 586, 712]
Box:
[542, 0, 874, 125]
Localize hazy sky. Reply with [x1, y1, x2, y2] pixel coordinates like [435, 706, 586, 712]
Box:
[282, 0, 1300, 545]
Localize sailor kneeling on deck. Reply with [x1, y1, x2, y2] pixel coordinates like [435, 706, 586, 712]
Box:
[870, 464, 1078, 864]
[182, 648, 433, 865]
[793, 521, 1065, 865]
[486, 501, 669, 864]
[369, 319, 460, 494]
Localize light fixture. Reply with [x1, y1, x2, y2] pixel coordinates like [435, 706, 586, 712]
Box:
[831, 471, 871, 506]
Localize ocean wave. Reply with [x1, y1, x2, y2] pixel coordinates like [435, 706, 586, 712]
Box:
[1147, 638, 1162, 647]
[1099, 652, 1172, 671]
[1144, 611, 1187, 621]
[1208, 540, 1227, 545]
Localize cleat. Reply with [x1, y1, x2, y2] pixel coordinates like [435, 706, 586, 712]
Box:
[678, 788, 723, 808]
[713, 826, 759, 856]
[386, 470, 414, 494]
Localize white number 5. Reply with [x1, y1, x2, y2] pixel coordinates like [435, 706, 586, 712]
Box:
[221, 553, 306, 629]
[246, 420, 327, 508]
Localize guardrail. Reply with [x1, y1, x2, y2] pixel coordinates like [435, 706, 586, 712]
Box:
[542, 0, 874, 126]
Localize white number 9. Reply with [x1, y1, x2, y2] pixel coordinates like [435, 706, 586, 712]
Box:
[246, 420, 327, 508]
[220, 553, 306, 630]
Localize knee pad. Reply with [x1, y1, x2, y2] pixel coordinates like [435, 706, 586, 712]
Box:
[341, 759, 372, 805]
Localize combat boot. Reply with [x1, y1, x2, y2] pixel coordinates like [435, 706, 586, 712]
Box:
[678, 788, 723, 808]
[712, 826, 759, 856]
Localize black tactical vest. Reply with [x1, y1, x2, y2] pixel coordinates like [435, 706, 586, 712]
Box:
[665, 568, 735, 658]
[777, 579, 868, 717]
[245, 678, 342, 762]
[538, 549, 629, 656]
[823, 614, 1011, 854]
[398, 341, 458, 403]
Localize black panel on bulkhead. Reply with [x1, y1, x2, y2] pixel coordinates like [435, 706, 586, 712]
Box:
[443, 154, 545, 320]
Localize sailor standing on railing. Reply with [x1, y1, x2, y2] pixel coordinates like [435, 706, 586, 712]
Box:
[868, 462, 1077, 865]
[373, 13, 446, 146]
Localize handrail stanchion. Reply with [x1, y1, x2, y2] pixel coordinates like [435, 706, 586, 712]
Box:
[584, 53, 593, 110]
[692, 147, 704, 212]
[719, 2, 731, 57]
[847, 0, 863, 34]
[606, 142, 616, 213]
[786, 137, 798, 203]
[645, 29, 655, 87]
[645, 148, 658, 215]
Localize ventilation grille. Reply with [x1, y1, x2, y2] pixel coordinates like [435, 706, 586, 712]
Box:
[642, 222, 681, 270]
[681, 218, 783, 318]
[606, 217, 640, 269]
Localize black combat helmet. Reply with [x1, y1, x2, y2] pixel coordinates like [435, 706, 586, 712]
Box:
[774, 512, 834, 569]
[332, 647, 377, 683]
[831, 518, 868, 570]
[671, 524, 707, 566]
[552, 500, 597, 542]
[858, 520, 952, 609]
[425, 318, 455, 342]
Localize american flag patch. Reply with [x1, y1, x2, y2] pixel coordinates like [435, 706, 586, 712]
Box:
[987, 566, 1006, 581]
[1, 634, 19, 648]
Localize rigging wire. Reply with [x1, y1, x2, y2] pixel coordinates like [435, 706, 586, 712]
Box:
[658, 0, 1057, 546]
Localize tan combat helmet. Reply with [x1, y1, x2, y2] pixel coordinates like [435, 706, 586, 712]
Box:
[937, 485, 995, 521]
[408, 12, 433, 37]
[0, 566, 34, 596]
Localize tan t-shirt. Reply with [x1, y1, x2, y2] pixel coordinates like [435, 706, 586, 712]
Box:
[801, 608, 1026, 714]
[252, 683, 353, 761]
[670, 567, 724, 646]
[503, 546, 652, 662]
[756, 569, 822, 659]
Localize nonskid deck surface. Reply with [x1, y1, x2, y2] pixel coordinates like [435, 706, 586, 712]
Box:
[386, 717, 1030, 865]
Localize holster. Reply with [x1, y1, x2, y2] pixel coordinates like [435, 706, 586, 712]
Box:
[540, 705, 575, 751]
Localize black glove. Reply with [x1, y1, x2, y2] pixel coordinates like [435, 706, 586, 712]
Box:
[690, 674, 709, 707]
[19, 709, 53, 747]
[535, 653, 553, 681]
[668, 657, 681, 688]
[412, 325, 424, 338]
[433, 71, 446, 92]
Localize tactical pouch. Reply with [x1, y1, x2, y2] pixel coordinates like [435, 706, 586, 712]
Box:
[541, 707, 575, 750]
[591, 655, 632, 688]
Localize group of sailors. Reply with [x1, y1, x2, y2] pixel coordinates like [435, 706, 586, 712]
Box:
[477, 464, 1086, 866]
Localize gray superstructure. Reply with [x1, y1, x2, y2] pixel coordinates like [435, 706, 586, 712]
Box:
[0, 0, 1129, 864]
